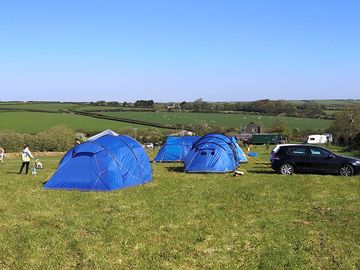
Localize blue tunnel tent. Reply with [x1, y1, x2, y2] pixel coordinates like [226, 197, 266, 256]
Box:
[153, 136, 200, 162]
[184, 133, 240, 173]
[44, 134, 152, 191]
[231, 136, 248, 163]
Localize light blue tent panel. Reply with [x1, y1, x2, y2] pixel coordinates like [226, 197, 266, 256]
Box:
[231, 136, 248, 163]
[153, 136, 200, 162]
[44, 134, 152, 191]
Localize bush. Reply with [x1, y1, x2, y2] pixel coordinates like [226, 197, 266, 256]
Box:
[36, 126, 75, 151]
[137, 128, 166, 144]
[0, 132, 26, 152]
[0, 126, 75, 152]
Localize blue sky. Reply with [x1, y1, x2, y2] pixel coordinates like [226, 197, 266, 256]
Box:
[0, 0, 359, 102]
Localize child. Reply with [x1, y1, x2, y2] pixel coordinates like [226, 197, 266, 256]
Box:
[19, 144, 34, 174]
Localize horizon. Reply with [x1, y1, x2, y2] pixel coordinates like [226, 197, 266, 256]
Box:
[1, 98, 360, 104]
[1, 0, 359, 101]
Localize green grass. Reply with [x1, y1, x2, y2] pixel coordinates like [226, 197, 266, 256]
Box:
[0, 112, 147, 134]
[100, 111, 332, 131]
[0, 110, 332, 134]
[1, 146, 360, 269]
[288, 99, 360, 106]
[77, 105, 154, 112]
[312, 99, 360, 106]
[0, 102, 80, 112]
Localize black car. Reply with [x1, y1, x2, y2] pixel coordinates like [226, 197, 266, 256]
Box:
[270, 144, 360, 176]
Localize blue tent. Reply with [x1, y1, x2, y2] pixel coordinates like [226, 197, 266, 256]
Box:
[153, 136, 200, 162]
[231, 137, 248, 163]
[184, 133, 239, 173]
[44, 134, 152, 191]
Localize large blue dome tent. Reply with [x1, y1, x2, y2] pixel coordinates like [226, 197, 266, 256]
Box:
[153, 136, 200, 162]
[184, 133, 239, 173]
[44, 134, 152, 191]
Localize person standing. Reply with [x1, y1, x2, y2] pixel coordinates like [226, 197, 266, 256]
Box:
[0, 147, 4, 163]
[19, 144, 34, 174]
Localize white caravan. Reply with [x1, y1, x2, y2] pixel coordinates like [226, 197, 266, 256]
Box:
[306, 134, 328, 144]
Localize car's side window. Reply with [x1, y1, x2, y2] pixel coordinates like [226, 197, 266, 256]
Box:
[310, 148, 328, 157]
[287, 147, 307, 156]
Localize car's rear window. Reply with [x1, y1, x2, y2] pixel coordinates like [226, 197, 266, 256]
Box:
[287, 146, 307, 156]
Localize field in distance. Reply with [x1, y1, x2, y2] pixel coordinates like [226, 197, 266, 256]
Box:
[0, 112, 145, 134]
[0, 110, 332, 134]
[100, 111, 332, 130]
[0, 101, 339, 133]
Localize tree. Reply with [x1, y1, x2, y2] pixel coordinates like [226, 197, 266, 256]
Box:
[269, 116, 292, 138]
[134, 100, 155, 108]
[330, 106, 360, 145]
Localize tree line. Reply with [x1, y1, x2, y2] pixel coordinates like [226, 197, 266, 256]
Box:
[179, 99, 327, 118]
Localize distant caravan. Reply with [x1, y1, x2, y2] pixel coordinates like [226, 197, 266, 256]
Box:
[306, 134, 328, 144]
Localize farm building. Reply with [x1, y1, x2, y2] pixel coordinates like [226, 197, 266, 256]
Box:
[242, 122, 261, 134]
[236, 122, 261, 144]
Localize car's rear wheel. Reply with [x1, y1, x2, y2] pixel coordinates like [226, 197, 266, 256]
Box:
[339, 164, 354, 176]
[280, 163, 294, 175]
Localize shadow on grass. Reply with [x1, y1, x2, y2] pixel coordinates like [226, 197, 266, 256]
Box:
[165, 166, 184, 173]
[6, 172, 19, 175]
[252, 166, 271, 169]
[253, 162, 271, 165]
[247, 170, 276, 174]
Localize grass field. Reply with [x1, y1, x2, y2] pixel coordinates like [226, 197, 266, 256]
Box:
[288, 99, 360, 106]
[0, 102, 80, 112]
[0, 110, 332, 134]
[0, 112, 145, 134]
[1, 146, 360, 269]
[100, 111, 333, 131]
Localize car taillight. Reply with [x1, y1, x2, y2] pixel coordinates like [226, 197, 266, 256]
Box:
[272, 155, 280, 160]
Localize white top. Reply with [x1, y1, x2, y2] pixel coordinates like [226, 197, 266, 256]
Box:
[21, 147, 34, 162]
[87, 129, 119, 141]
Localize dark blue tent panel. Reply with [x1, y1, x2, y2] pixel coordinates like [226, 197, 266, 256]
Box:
[153, 136, 200, 162]
[44, 134, 152, 191]
[184, 133, 239, 173]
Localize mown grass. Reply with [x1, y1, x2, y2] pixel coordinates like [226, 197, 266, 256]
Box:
[100, 111, 332, 131]
[0, 102, 80, 112]
[1, 146, 359, 269]
[0, 112, 147, 134]
[0, 110, 332, 134]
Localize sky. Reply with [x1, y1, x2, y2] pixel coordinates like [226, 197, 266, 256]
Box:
[0, 0, 359, 102]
